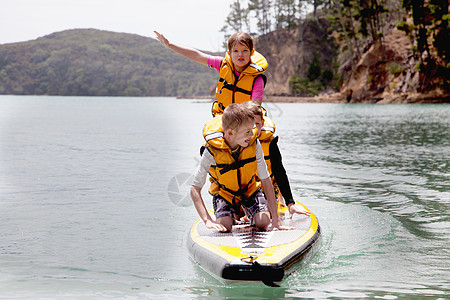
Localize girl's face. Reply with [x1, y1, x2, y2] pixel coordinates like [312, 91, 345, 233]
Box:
[228, 43, 253, 73]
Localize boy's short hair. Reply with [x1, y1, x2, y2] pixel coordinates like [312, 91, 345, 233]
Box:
[222, 103, 255, 131]
[243, 101, 264, 119]
[228, 32, 254, 52]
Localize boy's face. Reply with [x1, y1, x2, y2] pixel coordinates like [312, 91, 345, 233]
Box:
[228, 43, 253, 71]
[254, 115, 264, 138]
[229, 120, 255, 148]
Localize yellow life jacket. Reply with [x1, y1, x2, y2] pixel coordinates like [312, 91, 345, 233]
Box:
[257, 116, 283, 201]
[212, 51, 268, 116]
[203, 115, 261, 206]
[258, 116, 276, 181]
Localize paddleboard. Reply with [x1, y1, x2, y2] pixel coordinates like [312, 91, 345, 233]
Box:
[186, 201, 320, 284]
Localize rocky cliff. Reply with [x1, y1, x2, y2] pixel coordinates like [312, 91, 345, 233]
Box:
[256, 17, 337, 96]
[341, 26, 449, 104]
[257, 17, 449, 103]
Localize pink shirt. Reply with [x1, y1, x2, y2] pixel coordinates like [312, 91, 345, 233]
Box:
[208, 56, 264, 100]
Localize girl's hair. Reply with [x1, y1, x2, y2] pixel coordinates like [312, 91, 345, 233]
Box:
[242, 101, 264, 119]
[228, 32, 254, 52]
[222, 103, 254, 131]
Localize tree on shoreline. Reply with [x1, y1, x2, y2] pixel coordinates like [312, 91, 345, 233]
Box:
[222, 0, 449, 95]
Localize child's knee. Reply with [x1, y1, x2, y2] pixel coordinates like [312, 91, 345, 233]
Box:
[254, 212, 270, 229]
[217, 216, 233, 232]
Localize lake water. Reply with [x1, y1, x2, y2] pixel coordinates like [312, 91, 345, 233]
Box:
[0, 96, 449, 299]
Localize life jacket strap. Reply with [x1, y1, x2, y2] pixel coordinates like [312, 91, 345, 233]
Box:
[218, 78, 252, 96]
[209, 173, 255, 199]
[216, 157, 256, 175]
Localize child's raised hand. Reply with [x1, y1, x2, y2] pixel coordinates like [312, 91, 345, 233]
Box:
[154, 31, 170, 48]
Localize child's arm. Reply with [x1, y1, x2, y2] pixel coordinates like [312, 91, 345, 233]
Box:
[190, 147, 228, 232]
[261, 177, 282, 228]
[269, 137, 294, 204]
[190, 185, 227, 232]
[269, 137, 311, 217]
[154, 31, 208, 65]
[256, 140, 293, 230]
[261, 177, 293, 230]
[250, 76, 265, 105]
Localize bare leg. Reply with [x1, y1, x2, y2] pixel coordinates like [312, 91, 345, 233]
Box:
[216, 216, 234, 232]
[253, 211, 271, 231]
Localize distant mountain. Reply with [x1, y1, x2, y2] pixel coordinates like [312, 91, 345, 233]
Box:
[0, 29, 219, 97]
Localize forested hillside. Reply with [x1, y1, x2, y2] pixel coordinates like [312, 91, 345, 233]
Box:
[0, 29, 218, 97]
[1, 0, 448, 102]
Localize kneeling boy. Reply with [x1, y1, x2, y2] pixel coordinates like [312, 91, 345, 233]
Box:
[190, 103, 292, 232]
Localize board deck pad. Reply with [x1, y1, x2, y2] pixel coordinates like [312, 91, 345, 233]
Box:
[196, 214, 312, 253]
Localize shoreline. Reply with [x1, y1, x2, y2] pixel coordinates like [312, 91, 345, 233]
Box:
[179, 92, 449, 104]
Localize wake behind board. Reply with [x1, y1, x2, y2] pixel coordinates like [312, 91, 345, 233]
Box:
[186, 201, 320, 284]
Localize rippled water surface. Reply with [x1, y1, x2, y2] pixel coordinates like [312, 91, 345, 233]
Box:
[0, 96, 449, 299]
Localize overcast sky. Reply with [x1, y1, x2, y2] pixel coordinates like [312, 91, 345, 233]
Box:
[0, 0, 232, 52]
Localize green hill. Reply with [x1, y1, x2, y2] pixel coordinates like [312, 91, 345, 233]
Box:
[0, 29, 219, 97]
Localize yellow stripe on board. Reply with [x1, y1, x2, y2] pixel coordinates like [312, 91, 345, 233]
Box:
[190, 219, 243, 261]
[257, 213, 319, 264]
